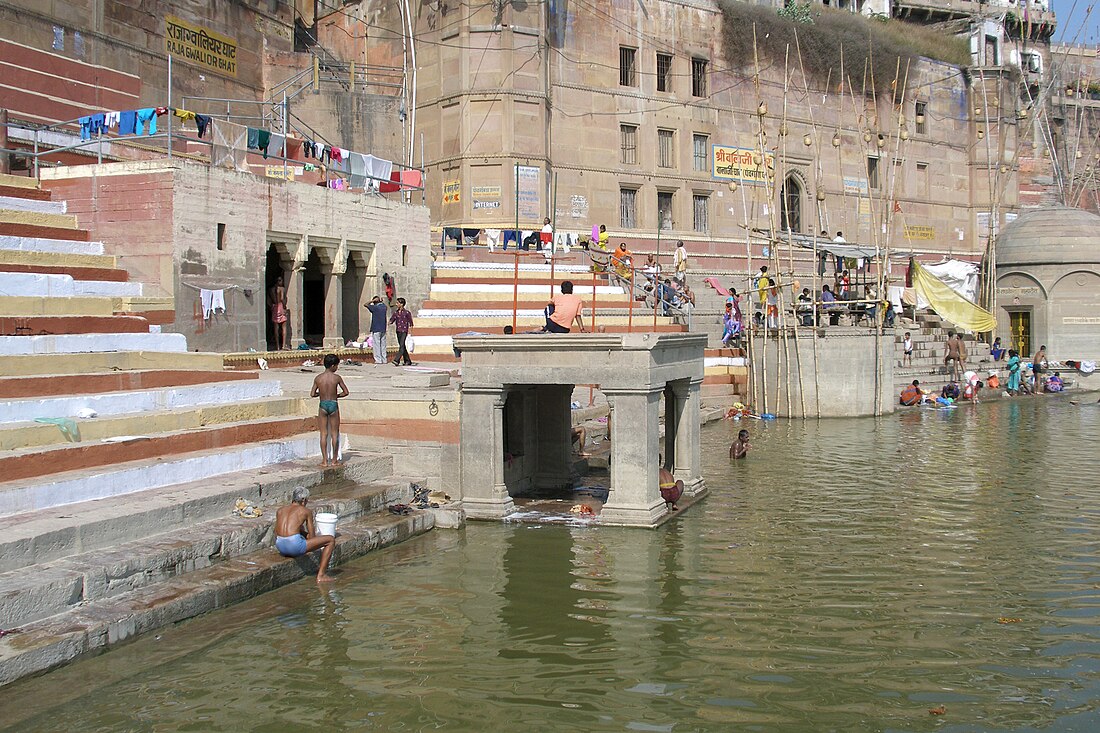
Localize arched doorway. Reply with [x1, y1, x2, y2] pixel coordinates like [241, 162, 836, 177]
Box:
[779, 173, 803, 233]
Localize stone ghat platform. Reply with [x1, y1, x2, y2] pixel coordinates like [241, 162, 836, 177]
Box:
[0, 452, 432, 686]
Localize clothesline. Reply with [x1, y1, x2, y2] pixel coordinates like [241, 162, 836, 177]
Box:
[78, 107, 211, 141]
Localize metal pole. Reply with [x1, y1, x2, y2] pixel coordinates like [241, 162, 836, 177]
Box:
[167, 55, 173, 160]
[33, 128, 39, 179]
[653, 219, 661, 331]
[512, 251, 520, 334]
[591, 270, 597, 333]
[514, 162, 520, 257]
[0, 109, 9, 175]
[282, 92, 288, 181]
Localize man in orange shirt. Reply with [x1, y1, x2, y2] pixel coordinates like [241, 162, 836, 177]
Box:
[543, 280, 586, 333]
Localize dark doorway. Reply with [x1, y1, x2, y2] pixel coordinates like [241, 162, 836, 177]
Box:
[265, 244, 285, 351]
[342, 258, 364, 343]
[780, 174, 803, 233]
[303, 249, 325, 346]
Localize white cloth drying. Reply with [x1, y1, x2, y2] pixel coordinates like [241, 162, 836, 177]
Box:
[200, 288, 225, 320]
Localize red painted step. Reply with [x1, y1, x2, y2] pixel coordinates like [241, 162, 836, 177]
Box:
[0, 417, 317, 483]
[0, 222, 90, 241]
[0, 263, 129, 282]
[0, 315, 149, 336]
[0, 369, 257, 399]
[0, 184, 51, 201]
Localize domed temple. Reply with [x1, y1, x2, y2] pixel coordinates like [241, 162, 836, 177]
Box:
[996, 207, 1100, 360]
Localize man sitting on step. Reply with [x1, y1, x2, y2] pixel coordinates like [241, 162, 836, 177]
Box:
[274, 487, 336, 583]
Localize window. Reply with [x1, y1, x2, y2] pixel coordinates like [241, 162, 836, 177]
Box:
[914, 101, 927, 135]
[693, 134, 709, 172]
[780, 174, 802, 233]
[620, 47, 637, 87]
[620, 188, 637, 229]
[657, 191, 674, 231]
[691, 57, 708, 97]
[916, 162, 929, 198]
[657, 53, 673, 92]
[693, 194, 709, 232]
[216, 222, 226, 251]
[658, 129, 675, 168]
[867, 156, 880, 190]
[620, 124, 638, 165]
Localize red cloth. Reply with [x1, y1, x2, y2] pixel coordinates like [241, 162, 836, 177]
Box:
[703, 277, 730, 296]
[379, 169, 424, 193]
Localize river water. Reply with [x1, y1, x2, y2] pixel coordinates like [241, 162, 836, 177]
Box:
[3, 398, 1100, 732]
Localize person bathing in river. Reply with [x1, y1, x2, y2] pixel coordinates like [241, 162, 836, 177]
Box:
[311, 354, 349, 467]
[730, 429, 751, 460]
[274, 487, 336, 583]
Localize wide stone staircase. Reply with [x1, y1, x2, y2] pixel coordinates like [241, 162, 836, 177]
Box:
[0, 174, 432, 686]
[412, 256, 686, 363]
[892, 312, 993, 396]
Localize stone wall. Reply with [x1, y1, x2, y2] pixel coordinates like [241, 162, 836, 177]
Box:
[42, 159, 432, 353]
[748, 330, 895, 417]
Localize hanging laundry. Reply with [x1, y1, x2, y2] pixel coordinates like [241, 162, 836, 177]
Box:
[303, 140, 316, 159]
[266, 133, 285, 159]
[285, 137, 303, 159]
[119, 110, 137, 136]
[211, 119, 249, 173]
[303, 163, 317, 172]
[363, 155, 393, 192]
[256, 129, 271, 157]
[154, 107, 169, 116]
[135, 108, 157, 135]
[485, 229, 501, 252]
[246, 127, 260, 150]
[79, 116, 92, 141]
[502, 230, 519, 249]
[173, 108, 196, 122]
[194, 114, 210, 138]
[199, 289, 225, 320]
[89, 113, 106, 136]
[330, 147, 343, 163]
[348, 153, 368, 189]
[104, 111, 120, 130]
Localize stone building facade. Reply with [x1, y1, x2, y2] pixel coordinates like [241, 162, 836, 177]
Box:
[41, 160, 431, 353]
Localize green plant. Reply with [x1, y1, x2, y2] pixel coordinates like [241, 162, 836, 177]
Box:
[719, 1, 971, 94]
[776, 3, 815, 24]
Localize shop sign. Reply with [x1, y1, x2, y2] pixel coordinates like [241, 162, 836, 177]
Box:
[904, 225, 935, 240]
[443, 179, 461, 204]
[165, 15, 238, 77]
[712, 145, 773, 185]
[472, 185, 501, 210]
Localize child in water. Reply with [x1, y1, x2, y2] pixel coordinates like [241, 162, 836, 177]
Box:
[730, 429, 750, 460]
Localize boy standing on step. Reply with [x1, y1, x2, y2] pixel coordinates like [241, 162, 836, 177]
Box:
[311, 354, 349, 467]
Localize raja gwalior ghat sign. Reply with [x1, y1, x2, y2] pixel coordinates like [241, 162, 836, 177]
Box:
[712, 145, 774, 185]
[165, 15, 238, 78]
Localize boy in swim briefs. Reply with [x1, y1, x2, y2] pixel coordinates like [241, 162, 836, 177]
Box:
[311, 354, 349, 467]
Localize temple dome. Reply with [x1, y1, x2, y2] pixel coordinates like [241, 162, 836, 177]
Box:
[997, 207, 1100, 267]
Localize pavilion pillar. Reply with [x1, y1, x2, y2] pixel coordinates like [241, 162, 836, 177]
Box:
[321, 264, 344, 350]
[286, 237, 306, 349]
[671, 377, 705, 497]
[600, 387, 665, 526]
[460, 387, 515, 519]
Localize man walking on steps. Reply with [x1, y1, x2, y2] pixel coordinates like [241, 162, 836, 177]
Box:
[390, 297, 415, 366]
[274, 487, 336, 583]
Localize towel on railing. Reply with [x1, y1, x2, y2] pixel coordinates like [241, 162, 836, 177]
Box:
[119, 110, 137, 136]
[702, 277, 730, 296]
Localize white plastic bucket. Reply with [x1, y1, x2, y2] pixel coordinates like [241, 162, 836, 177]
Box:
[315, 512, 338, 537]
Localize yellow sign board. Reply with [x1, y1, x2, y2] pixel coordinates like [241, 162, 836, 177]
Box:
[443, 180, 461, 204]
[265, 165, 297, 181]
[903, 224, 935, 241]
[165, 15, 238, 78]
[712, 145, 774, 185]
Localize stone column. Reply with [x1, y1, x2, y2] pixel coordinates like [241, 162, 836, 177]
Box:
[600, 387, 665, 527]
[671, 377, 706, 498]
[286, 263, 305, 350]
[534, 384, 574, 494]
[321, 262, 344, 350]
[460, 388, 515, 519]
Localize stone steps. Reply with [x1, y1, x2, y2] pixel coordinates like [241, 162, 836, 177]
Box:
[0, 395, 305, 452]
[0, 247, 117, 271]
[0, 271, 142, 297]
[0, 314, 152, 335]
[0, 508, 432, 687]
[0, 350, 224, 377]
[0, 234, 106, 257]
[0, 195, 66, 214]
[0, 331, 187, 356]
[0, 414, 320, 484]
[0, 368, 257, 399]
[0, 432, 347, 517]
[0, 377, 281, 423]
[0, 476, 410, 631]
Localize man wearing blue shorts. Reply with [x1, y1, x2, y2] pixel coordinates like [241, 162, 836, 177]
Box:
[274, 487, 336, 582]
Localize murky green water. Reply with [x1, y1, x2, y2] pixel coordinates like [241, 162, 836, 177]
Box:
[3, 398, 1100, 732]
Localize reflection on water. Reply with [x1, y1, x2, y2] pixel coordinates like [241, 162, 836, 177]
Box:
[3, 399, 1100, 731]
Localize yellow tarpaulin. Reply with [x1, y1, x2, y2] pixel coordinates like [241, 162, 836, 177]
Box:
[912, 260, 996, 333]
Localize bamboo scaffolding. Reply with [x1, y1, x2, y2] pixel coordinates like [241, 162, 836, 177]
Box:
[751, 25, 770, 416]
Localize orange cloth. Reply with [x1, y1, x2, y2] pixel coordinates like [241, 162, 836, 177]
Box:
[549, 293, 583, 329]
[900, 385, 922, 405]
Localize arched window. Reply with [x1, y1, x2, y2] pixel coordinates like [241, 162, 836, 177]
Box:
[780, 174, 803, 233]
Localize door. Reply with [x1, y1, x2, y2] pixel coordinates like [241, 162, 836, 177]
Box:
[1009, 310, 1031, 357]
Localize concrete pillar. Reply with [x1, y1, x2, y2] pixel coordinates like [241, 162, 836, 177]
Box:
[600, 387, 665, 526]
[460, 388, 515, 519]
[321, 263, 344, 350]
[286, 259, 305, 349]
[663, 383, 676, 471]
[534, 384, 574, 494]
[671, 377, 705, 498]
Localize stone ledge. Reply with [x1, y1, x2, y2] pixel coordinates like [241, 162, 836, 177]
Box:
[0, 510, 434, 688]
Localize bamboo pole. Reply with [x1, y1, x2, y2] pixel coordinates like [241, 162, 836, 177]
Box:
[795, 32, 823, 418]
[751, 25, 770, 416]
[778, 45, 795, 418]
